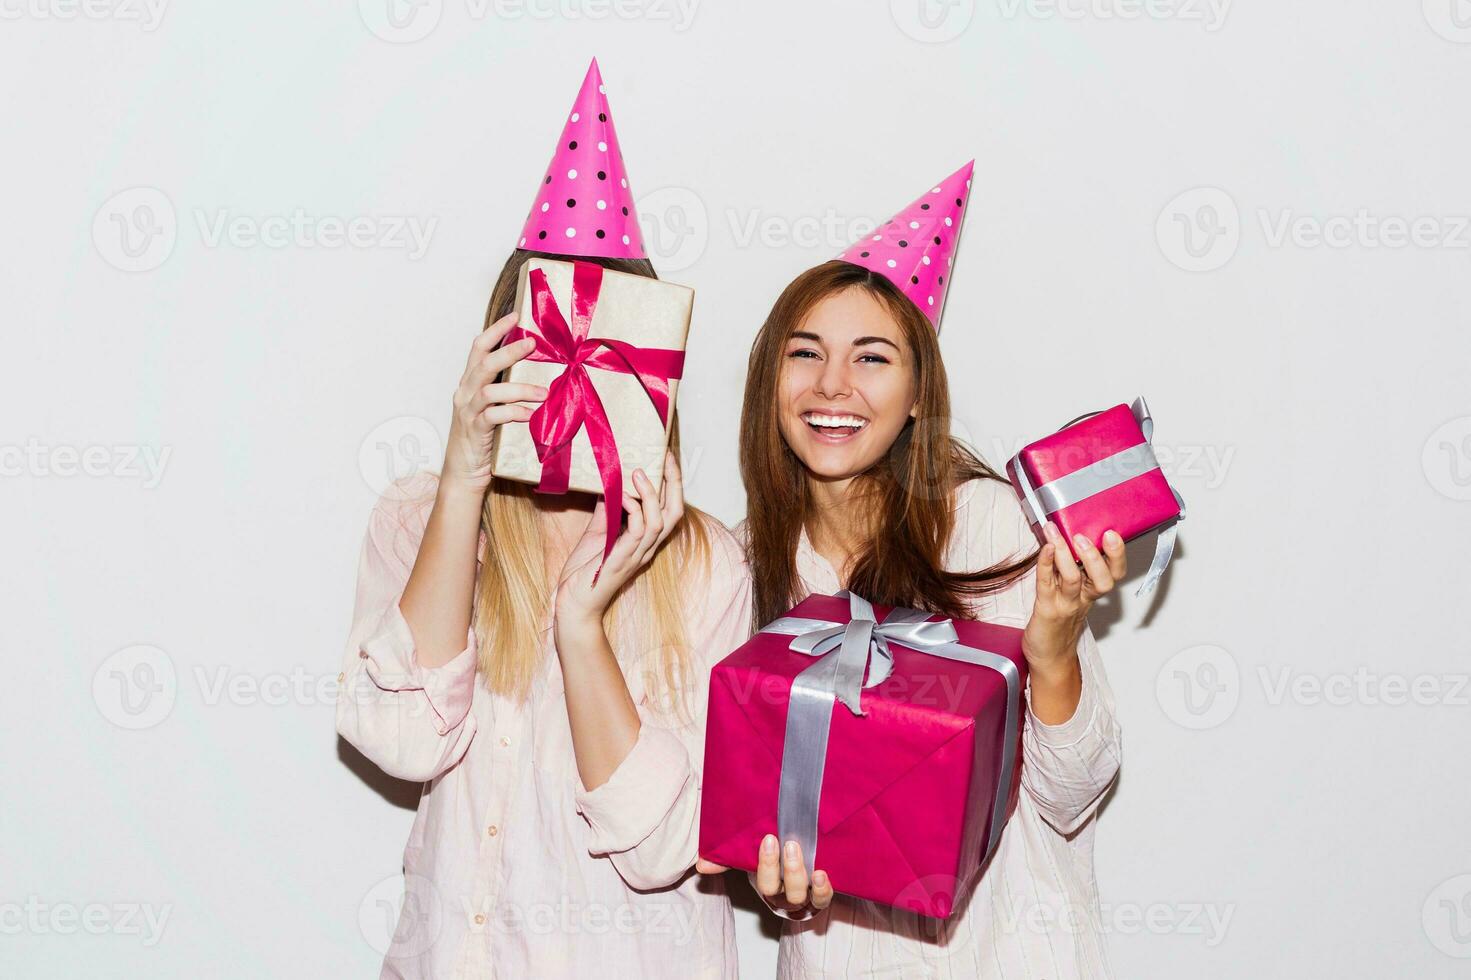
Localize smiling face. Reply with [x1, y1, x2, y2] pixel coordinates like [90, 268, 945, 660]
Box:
[776, 285, 920, 485]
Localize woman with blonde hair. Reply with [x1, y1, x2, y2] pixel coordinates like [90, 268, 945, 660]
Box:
[337, 62, 749, 979]
[701, 163, 1127, 978]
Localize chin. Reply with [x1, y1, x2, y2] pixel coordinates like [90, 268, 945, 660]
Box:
[784, 429, 882, 481]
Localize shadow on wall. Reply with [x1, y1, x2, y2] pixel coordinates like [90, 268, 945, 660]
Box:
[1086, 532, 1182, 641]
[333, 735, 783, 940]
[1065, 532, 1164, 832]
[337, 735, 424, 811]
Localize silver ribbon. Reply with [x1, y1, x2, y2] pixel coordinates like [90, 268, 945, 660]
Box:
[1008, 395, 1185, 597]
[761, 591, 1022, 879]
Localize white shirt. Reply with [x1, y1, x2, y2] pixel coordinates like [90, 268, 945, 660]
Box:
[336, 473, 754, 979]
[744, 477, 1123, 979]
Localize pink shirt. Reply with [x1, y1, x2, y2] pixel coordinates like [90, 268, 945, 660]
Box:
[744, 477, 1124, 980]
[336, 473, 753, 980]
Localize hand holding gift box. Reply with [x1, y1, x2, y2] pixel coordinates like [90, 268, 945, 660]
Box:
[699, 591, 1028, 919]
[1006, 396, 1185, 597]
[490, 257, 693, 573]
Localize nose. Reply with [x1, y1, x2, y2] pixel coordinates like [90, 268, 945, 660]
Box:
[813, 356, 852, 400]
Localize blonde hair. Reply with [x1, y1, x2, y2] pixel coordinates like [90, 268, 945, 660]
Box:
[472, 249, 712, 718]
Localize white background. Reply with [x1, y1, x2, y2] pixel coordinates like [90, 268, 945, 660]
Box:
[4, 0, 1470, 976]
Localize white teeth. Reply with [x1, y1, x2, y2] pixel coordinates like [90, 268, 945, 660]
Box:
[803, 413, 867, 429]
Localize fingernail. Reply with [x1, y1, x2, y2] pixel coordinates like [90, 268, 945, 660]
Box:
[1104, 530, 1122, 546]
[761, 835, 777, 855]
[1073, 534, 1094, 551]
[1043, 522, 1059, 540]
[814, 871, 828, 888]
[784, 841, 798, 862]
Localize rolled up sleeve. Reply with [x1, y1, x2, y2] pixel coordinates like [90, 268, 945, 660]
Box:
[359, 603, 478, 737]
[574, 724, 694, 856]
[335, 476, 480, 783]
[574, 523, 754, 890]
[1020, 624, 1122, 835]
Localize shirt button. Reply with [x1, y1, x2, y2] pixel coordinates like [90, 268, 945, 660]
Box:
[473, 913, 485, 925]
[337, 672, 345, 683]
[499, 736, 511, 747]
[487, 825, 499, 837]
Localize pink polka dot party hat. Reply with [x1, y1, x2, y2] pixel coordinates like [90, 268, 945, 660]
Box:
[517, 59, 646, 259]
[837, 161, 974, 329]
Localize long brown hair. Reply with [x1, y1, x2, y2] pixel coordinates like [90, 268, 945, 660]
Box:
[739, 259, 1035, 628]
[474, 248, 712, 715]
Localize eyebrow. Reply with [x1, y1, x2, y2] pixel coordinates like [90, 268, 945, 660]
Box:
[790, 330, 901, 351]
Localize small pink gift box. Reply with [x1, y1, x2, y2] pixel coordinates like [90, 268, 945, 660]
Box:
[699, 592, 1026, 919]
[1006, 396, 1185, 596]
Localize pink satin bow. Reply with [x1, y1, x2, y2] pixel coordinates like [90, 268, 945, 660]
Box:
[503, 261, 685, 580]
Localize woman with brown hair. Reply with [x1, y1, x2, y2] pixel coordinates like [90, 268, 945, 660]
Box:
[336, 62, 749, 979]
[699, 163, 1127, 977]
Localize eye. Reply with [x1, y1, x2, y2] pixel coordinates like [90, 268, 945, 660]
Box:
[786, 348, 820, 360]
[857, 352, 890, 364]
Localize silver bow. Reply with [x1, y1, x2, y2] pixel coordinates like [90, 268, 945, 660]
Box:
[765, 592, 960, 715]
[761, 591, 1021, 881]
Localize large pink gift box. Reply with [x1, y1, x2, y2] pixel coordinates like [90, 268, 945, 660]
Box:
[699, 592, 1026, 918]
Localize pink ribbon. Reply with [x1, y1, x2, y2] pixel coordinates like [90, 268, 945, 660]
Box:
[503, 261, 685, 580]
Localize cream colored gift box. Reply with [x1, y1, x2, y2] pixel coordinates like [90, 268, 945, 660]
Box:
[489, 257, 693, 499]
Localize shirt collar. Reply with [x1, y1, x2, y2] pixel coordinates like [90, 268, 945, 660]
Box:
[795, 523, 842, 594]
